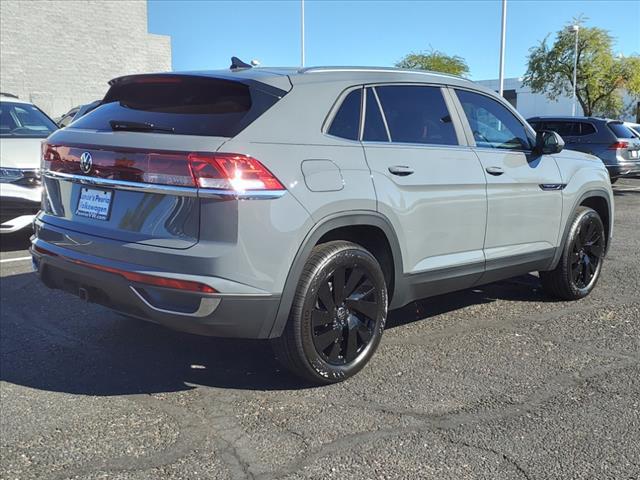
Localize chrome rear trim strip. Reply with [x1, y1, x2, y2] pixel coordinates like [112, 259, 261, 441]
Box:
[43, 171, 286, 200]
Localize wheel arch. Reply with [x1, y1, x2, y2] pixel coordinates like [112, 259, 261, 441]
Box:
[267, 211, 404, 338]
[549, 188, 613, 271]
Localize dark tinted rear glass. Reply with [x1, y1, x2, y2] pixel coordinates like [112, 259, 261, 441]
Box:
[70, 76, 282, 137]
[608, 122, 636, 139]
[376, 85, 457, 145]
[579, 122, 596, 135]
[328, 88, 361, 140]
[363, 88, 389, 142]
[543, 121, 580, 137]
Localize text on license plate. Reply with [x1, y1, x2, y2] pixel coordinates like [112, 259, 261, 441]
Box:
[631, 150, 639, 159]
[76, 187, 113, 220]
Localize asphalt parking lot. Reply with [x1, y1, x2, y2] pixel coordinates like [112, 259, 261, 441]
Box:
[1, 179, 639, 480]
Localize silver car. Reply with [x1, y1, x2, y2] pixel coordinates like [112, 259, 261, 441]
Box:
[527, 116, 640, 182]
[32, 66, 614, 383]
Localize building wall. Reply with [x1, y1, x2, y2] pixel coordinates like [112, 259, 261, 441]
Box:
[0, 0, 171, 118]
[477, 77, 637, 121]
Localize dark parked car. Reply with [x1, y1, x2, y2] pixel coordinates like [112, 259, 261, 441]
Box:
[55, 100, 101, 128]
[527, 116, 640, 182]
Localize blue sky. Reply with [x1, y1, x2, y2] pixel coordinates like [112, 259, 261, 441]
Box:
[148, 0, 640, 80]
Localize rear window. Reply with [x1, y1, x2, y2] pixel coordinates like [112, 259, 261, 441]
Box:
[70, 75, 283, 137]
[607, 122, 636, 139]
[376, 85, 458, 146]
[0, 101, 58, 138]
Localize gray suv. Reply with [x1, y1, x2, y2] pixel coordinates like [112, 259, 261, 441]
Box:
[527, 116, 640, 182]
[32, 66, 614, 384]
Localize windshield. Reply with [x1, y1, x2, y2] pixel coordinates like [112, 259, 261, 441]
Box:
[0, 101, 58, 138]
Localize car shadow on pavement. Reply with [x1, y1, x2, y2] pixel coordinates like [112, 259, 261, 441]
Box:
[0, 230, 32, 252]
[1, 271, 547, 395]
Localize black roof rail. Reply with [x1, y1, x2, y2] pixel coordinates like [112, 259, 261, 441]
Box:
[0, 92, 19, 99]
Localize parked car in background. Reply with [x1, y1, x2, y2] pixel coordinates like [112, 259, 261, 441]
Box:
[55, 100, 101, 128]
[527, 116, 640, 183]
[623, 122, 640, 138]
[0, 93, 57, 233]
[32, 67, 613, 383]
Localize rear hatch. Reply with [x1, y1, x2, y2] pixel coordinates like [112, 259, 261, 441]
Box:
[607, 121, 640, 161]
[40, 73, 286, 249]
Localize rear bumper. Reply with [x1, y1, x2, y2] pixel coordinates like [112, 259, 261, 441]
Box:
[31, 241, 281, 338]
[606, 161, 640, 178]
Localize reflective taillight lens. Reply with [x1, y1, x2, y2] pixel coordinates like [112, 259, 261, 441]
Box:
[189, 153, 285, 191]
[608, 141, 629, 150]
[43, 144, 284, 192]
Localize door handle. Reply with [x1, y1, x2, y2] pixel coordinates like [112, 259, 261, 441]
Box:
[485, 166, 504, 176]
[388, 165, 414, 176]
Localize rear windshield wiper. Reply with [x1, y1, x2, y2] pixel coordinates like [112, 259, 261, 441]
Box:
[109, 120, 175, 133]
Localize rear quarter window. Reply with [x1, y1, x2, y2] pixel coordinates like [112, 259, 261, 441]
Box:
[327, 88, 361, 140]
[70, 76, 283, 137]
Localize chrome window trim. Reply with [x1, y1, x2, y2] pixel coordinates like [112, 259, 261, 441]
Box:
[43, 171, 287, 200]
[371, 87, 392, 142]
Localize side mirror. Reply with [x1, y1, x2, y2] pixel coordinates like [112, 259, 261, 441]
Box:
[535, 130, 565, 155]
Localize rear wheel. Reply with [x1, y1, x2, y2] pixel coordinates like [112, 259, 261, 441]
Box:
[539, 206, 605, 300]
[273, 241, 388, 384]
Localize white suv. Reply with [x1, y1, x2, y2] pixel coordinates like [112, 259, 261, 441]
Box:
[0, 94, 57, 233]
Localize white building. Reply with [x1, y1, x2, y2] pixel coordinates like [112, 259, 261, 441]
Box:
[476, 77, 639, 122]
[0, 0, 171, 118]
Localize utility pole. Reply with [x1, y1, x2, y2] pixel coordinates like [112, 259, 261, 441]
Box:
[568, 24, 580, 116]
[301, 0, 305, 68]
[498, 0, 507, 97]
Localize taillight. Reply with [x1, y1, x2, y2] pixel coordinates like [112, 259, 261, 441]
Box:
[189, 153, 285, 191]
[608, 141, 629, 150]
[43, 144, 284, 192]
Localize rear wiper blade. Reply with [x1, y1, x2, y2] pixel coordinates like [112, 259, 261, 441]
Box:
[109, 120, 174, 133]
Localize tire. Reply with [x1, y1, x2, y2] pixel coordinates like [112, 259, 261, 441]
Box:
[273, 241, 388, 384]
[539, 207, 606, 300]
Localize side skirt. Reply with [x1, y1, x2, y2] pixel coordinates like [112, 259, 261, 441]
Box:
[392, 248, 556, 310]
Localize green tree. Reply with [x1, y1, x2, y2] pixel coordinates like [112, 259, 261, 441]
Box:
[395, 49, 469, 77]
[523, 19, 640, 117]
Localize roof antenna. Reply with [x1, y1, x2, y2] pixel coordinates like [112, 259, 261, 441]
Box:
[230, 57, 252, 70]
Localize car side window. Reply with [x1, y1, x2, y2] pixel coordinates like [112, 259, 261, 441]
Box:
[363, 88, 389, 142]
[544, 121, 579, 137]
[375, 85, 458, 145]
[327, 88, 362, 140]
[456, 89, 533, 150]
[579, 122, 596, 136]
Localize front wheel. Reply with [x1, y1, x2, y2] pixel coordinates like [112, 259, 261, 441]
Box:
[539, 206, 606, 300]
[273, 241, 388, 384]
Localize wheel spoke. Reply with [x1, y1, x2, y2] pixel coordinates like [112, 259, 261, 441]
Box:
[315, 328, 339, 351]
[345, 327, 359, 362]
[317, 282, 336, 311]
[327, 338, 342, 362]
[346, 298, 378, 320]
[587, 241, 604, 258]
[312, 309, 333, 328]
[344, 268, 365, 299]
[584, 221, 596, 244]
[357, 324, 373, 344]
[333, 267, 346, 305]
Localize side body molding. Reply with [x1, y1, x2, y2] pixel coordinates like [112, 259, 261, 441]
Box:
[267, 211, 404, 338]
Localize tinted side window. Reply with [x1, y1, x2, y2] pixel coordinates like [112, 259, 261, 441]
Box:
[375, 86, 458, 145]
[544, 121, 580, 137]
[363, 88, 389, 142]
[328, 88, 361, 140]
[456, 89, 532, 150]
[579, 122, 596, 136]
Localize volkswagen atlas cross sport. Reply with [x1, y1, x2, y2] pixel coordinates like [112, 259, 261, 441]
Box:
[32, 65, 614, 384]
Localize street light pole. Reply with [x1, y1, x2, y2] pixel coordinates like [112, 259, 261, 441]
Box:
[569, 24, 580, 116]
[301, 0, 305, 68]
[498, 0, 507, 97]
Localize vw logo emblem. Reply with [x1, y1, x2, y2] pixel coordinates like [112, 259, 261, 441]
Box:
[80, 152, 93, 174]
